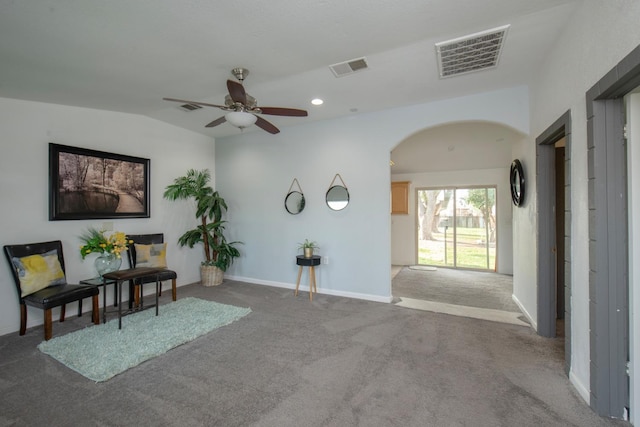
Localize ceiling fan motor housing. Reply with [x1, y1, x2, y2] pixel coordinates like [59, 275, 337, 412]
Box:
[225, 94, 257, 110]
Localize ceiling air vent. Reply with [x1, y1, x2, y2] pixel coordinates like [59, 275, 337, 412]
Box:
[329, 57, 369, 77]
[178, 103, 202, 112]
[435, 24, 510, 78]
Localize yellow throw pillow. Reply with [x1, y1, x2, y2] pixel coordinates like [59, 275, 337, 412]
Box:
[12, 250, 66, 297]
[135, 243, 167, 268]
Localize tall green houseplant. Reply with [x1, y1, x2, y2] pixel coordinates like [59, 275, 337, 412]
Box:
[164, 169, 241, 286]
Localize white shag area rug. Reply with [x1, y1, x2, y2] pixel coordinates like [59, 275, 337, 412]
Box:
[38, 297, 251, 382]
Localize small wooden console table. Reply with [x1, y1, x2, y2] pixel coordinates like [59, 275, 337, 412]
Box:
[102, 267, 163, 329]
[295, 255, 321, 301]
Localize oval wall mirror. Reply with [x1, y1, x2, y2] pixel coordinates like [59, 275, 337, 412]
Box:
[285, 191, 306, 214]
[510, 159, 525, 207]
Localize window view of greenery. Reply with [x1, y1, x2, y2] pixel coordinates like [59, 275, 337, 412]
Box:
[417, 187, 496, 270]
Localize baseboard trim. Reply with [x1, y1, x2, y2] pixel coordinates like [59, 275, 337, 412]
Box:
[224, 274, 393, 304]
[569, 369, 590, 404]
[512, 294, 537, 331]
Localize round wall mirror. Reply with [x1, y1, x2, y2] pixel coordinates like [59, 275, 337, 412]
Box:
[285, 191, 306, 214]
[510, 159, 525, 207]
[326, 185, 349, 211]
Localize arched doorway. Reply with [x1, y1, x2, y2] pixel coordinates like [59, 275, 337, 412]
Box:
[390, 121, 526, 320]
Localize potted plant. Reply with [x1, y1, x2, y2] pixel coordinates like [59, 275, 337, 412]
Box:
[163, 169, 241, 286]
[298, 239, 319, 258]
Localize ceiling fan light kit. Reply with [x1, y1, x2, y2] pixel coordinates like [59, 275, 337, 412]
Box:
[163, 67, 308, 135]
[225, 111, 257, 129]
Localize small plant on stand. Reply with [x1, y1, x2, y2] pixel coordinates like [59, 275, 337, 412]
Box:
[298, 239, 319, 258]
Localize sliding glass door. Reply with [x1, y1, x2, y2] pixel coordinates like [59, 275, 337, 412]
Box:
[417, 187, 496, 270]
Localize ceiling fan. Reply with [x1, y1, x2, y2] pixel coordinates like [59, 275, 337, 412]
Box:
[163, 68, 308, 134]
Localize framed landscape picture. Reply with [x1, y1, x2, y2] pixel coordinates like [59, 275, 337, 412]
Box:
[49, 143, 150, 220]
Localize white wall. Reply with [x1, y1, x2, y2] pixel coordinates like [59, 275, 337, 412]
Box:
[510, 134, 537, 328]
[0, 97, 215, 337]
[215, 86, 529, 303]
[529, 0, 640, 405]
[391, 168, 513, 274]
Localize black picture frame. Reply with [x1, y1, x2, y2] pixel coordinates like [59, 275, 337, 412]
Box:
[510, 159, 525, 207]
[49, 143, 150, 220]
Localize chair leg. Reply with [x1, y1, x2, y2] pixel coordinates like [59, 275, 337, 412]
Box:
[134, 284, 141, 307]
[172, 278, 177, 301]
[19, 304, 27, 336]
[92, 295, 100, 325]
[44, 309, 53, 341]
[158, 281, 162, 297]
[59, 304, 66, 322]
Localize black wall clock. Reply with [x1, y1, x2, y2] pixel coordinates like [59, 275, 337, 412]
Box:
[510, 159, 525, 207]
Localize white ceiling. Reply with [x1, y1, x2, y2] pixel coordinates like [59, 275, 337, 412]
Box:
[0, 0, 580, 138]
[391, 122, 523, 174]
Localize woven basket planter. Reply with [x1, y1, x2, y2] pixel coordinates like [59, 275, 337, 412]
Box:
[201, 265, 224, 287]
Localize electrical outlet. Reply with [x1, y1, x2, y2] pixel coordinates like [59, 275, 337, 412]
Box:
[322, 256, 329, 265]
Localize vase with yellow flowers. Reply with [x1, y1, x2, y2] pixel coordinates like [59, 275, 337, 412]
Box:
[79, 227, 131, 278]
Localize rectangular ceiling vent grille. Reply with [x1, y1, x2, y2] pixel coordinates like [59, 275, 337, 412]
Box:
[179, 103, 202, 111]
[435, 24, 510, 78]
[330, 57, 369, 77]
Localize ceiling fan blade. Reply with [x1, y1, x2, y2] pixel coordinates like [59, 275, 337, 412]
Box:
[205, 116, 226, 128]
[226, 80, 247, 105]
[163, 97, 226, 109]
[255, 116, 280, 134]
[259, 107, 308, 117]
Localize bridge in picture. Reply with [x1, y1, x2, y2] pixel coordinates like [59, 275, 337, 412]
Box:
[115, 192, 143, 212]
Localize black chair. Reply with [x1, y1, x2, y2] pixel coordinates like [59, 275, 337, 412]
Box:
[4, 240, 100, 340]
[127, 233, 177, 305]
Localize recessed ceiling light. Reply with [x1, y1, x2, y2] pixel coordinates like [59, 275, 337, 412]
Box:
[311, 98, 323, 105]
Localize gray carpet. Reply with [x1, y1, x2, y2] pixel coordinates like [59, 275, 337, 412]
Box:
[0, 280, 625, 426]
[393, 266, 520, 312]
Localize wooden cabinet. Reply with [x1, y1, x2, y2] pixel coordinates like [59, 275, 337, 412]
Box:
[391, 181, 410, 214]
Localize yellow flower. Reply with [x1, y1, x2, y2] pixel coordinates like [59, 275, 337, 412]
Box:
[79, 227, 130, 260]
